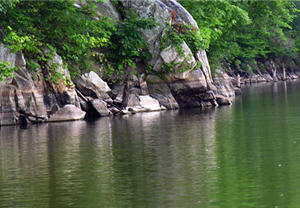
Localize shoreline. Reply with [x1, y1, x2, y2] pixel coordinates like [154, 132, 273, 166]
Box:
[1, 75, 299, 128]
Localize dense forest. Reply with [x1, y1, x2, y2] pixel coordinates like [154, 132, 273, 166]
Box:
[0, 0, 299, 81]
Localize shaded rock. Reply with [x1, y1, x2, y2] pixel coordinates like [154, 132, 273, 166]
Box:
[0, 84, 18, 125]
[95, 0, 120, 20]
[249, 74, 267, 83]
[213, 70, 235, 99]
[201, 101, 215, 108]
[111, 85, 124, 104]
[198, 91, 216, 101]
[195, 50, 213, 83]
[122, 93, 141, 108]
[167, 68, 211, 108]
[120, 0, 170, 69]
[160, 42, 196, 79]
[50, 104, 59, 115]
[234, 88, 242, 96]
[136, 74, 149, 95]
[261, 73, 273, 82]
[0, 44, 48, 125]
[109, 107, 121, 115]
[216, 95, 232, 105]
[74, 71, 111, 100]
[48, 105, 86, 122]
[91, 99, 111, 117]
[147, 75, 179, 109]
[43, 49, 80, 107]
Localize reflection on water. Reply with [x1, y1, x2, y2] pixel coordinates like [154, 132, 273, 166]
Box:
[1, 81, 300, 208]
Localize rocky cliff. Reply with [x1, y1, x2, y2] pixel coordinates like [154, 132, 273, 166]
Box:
[0, 0, 235, 126]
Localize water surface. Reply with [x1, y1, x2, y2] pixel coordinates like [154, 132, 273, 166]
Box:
[1, 81, 300, 208]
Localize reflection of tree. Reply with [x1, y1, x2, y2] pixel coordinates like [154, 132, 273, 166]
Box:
[109, 109, 218, 208]
[2, 82, 300, 208]
[214, 82, 298, 208]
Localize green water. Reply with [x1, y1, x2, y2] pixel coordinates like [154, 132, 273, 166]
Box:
[1, 81, 300, 208]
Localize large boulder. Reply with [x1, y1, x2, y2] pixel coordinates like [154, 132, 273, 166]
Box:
[74, 0, 120, 20]
[95, 0, 120, 20]
[139, 95, 164, 111]
[48, 105, 86, 122]
[160, 42, 197, 79]
[74, 71, 111, 101]
[91, 99, 111, 117]
[147, 75, 179, 109]
[213, 70, 235, 99]
[120, 0, 170, 70]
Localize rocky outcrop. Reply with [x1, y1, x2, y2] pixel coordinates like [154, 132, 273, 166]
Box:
[118, 0, 230, 108]
[229, 59, 300, 87]
[74, 71, 111, 101]
[0, 44, 82, 125]
[0, 0, 239, 126]
[212, 70, 235, 105]
[147, 75, 179, 109]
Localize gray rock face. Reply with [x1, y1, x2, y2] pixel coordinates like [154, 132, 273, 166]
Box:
[119, 0, 218, 107]
[195, 50, 213, 83]
[120, 0, 170, 68]
[91, 99, 111, 117]
[213, 70, 235, 100]
[139, 95, 165, 111]
[74, 71, 111, 100]
[95, 0, 120, 20]
[74, 0, 120, 20]
[0, 44, 81, 126]
[216, 95, 232, 105]
[0, 85, 18, 125]
[0, 45, 47, 125]
[160, 42, 197, 79]
[161, 0, 198, 27]
[48, 105, 86, 122]
[83, 71, 111, 92]
[147, 75, 179, 109]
